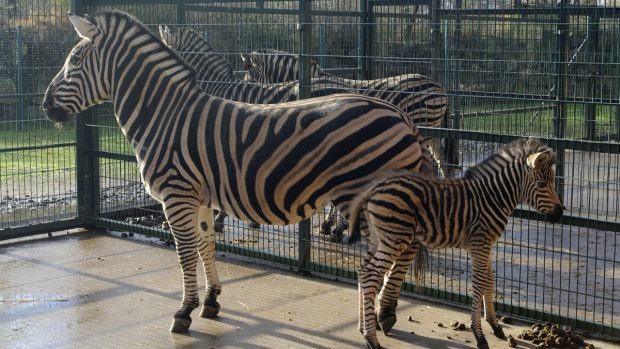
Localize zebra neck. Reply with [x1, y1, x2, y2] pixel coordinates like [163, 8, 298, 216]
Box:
[465, 162, 524, 217]
[110, 54, 198, 150]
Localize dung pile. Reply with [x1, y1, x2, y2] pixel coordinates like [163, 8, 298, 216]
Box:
[517, 322, 595, 348]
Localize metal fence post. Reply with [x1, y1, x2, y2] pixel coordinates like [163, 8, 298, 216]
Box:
[15, 25, 24, 132]
[585, 14, 599, 141]
[358, 0, 370, 80]
[71, 0, 100, 225]
[297, 0, 312, 273]
[554, 0, 569, 202]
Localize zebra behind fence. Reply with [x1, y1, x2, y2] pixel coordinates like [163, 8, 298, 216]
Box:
[242, 48, 328, 84]
[159, 26, 364, 233]
[43, 11, 435, 335]
[242, 49, 451, 238]
[348, 138, 563, 349]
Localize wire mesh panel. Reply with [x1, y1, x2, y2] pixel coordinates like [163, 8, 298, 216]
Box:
[0, 1, 79, 238]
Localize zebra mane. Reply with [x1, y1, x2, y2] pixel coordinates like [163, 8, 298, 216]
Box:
[87, 10, 197, 83]
[464, 138, 555, 179]
[174, 27, 234, 79]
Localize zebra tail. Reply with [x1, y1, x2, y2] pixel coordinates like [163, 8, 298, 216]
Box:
[413, 244, 429, 292]
[347, 190, 371, 245]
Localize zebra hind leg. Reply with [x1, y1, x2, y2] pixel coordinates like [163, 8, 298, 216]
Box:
[483, 257, 505, 339]
[196, 207, 223, 319]
[469, 246, 493, 349]
[164, 201, 202, 333]
[375, 242, 423, 334]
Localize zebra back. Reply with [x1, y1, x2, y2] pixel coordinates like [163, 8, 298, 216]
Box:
[160, 28, 353, 103]
[159, 26, 234, 83]
[348, 138, 562, 245]
[242, 49, 326, 84]
[242, 49, 449, 130]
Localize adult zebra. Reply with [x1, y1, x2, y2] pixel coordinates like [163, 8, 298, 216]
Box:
[243, 49, 451, 238]
[158, 26, 356, 233]
[348, 138, 563, 349]
[43, 11, 435, 334]
[242, 48, 328, 83]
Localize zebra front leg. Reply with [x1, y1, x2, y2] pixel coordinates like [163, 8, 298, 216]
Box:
[196, 207, 222, 319]
[164, 201, 201, 333]
[469, 246, 492, 349]
[484, 256, 505, 339]
[376, 242, 422, 334]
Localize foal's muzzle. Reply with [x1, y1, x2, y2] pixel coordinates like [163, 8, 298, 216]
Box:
[545, 204, 563, 223]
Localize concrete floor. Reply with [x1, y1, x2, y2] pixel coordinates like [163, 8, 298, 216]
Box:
[1, 231, 617, 349]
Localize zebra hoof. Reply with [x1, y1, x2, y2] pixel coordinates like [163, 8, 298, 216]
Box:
[170, 317, 192, 333]
[476, 337, 490, 349]
[377, 307, 397, 334]
[378, 315, 396, 335]
[491, 326, 506, 340]
[365, 339, 382, 349]
[200, 301, 220, 318]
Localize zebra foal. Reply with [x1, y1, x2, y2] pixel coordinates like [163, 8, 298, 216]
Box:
[43, 11, 434, 335]
[348, 138, 563, 349]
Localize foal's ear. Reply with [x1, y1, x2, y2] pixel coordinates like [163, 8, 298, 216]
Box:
[526, 150, 551, 170]
[68, 12, 100, 41]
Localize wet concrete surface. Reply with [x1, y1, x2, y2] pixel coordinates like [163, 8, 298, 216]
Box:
[1, 231, 618, 349]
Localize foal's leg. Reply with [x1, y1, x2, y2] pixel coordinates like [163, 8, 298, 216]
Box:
[359, 245, 402, 349]
[195, 207, 223, 318]
[470, 245, 492, 349]
[484, 256, 505, 339]
[164, 200, 201, 333]
[376, 241, 422, 334]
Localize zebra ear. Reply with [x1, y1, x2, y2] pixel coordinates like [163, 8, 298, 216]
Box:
[526, 150, 551, 170]
[68, 12, 99, 40]
[249, 52, 264, 69]
[240, 54, 250, 70]
[159, 25, 171, 44]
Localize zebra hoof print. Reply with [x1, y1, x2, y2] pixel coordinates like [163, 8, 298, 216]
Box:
[170, 317, 192, 333]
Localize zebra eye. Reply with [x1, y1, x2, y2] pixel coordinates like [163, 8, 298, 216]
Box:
[536, 180, 547, 188]
[70, 54, 82, 66]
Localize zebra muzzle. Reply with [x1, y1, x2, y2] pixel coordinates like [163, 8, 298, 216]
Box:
[546, 204, 563, 223]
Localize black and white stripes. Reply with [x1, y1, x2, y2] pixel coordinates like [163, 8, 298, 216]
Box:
[43, 11, 434, 335]
[348, 138, 563, 349]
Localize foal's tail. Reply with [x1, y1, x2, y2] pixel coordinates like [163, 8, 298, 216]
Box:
[347, 189, 370, 245]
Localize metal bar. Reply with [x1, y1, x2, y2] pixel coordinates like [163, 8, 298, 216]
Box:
[0, 219, 81, 241]
[0, 142, 76, 154]
[298, 0, 312, 100]
[420, 128, 620, 154]
[358, 0, 369, 80]
[438, 7, 620, 17]
[297, 0, 312, 274]
[15, 25, 24, 132]
[585, 15, 599, 140]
